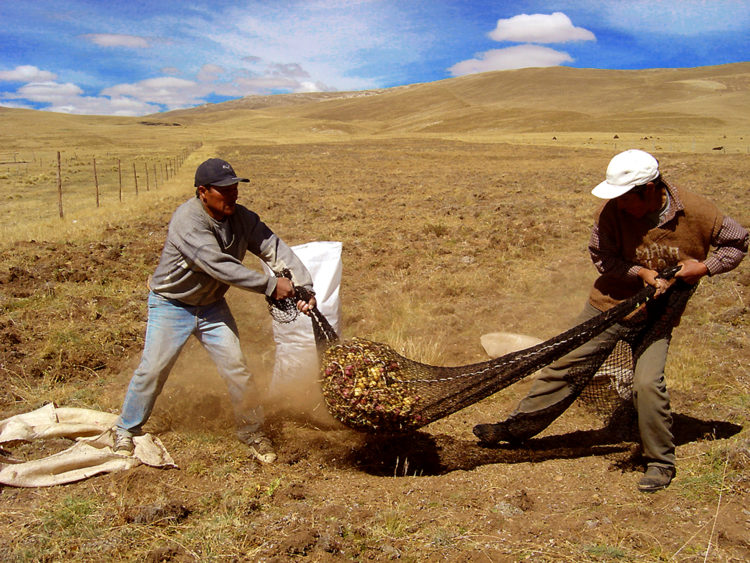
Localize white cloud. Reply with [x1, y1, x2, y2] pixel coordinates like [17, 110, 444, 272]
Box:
[83, 33, 151, 48]
[297, 81, 328, 93]
[102, 77, 207, 109]
[1, 80, 159, 116]
[2, 2, 431, 115]
[212, 74, 330, 97]
[448, 12, 591, 77]
[0, 100, 36, 110]
[0, 62, 333, 116]
[220, 10, 385, 63]
[0, 65, 57, 83]
[489, 12, 595, 44]
[46, 96, 161, 116]
[268, 63, 310, 80]
[197, 64, 225, 82]
[202, 3, 421, 92]
[201, 60, 334, 96]
[448, 45, 574, 76]
[12, 81, 84, 103]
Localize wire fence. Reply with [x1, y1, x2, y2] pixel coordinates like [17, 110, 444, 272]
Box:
[0, 144, 202, 221]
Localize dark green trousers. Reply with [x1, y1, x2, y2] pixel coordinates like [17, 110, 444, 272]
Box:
[504, 303, 675, 468]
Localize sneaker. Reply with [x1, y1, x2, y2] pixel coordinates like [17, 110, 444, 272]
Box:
[113, 432, 134, 455]
[473, 422, 523, 446]
[638, 465, 675, 492]
[242, 433, 277, 464]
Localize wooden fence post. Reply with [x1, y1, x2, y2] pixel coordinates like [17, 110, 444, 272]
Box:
[132, 162, 139, 196]
[57, 151, 64, 218]
[93, 157, 100, 207]
[144, 162, 150, 191]
[118, 159, 123, 202]
[153, 163, 158, 189]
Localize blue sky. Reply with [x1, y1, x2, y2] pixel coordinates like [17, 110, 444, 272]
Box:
[1, 0, 748, 116]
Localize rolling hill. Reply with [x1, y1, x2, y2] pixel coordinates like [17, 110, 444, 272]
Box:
[160, 62, 750, 137]
[1, 62, 748, 149]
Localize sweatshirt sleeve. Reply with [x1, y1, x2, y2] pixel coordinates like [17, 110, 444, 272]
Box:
[250, 222, 314, 292]
[236, 205, 314, 294]
[164, 201, 314, 299]
[173, 219, 276, 293]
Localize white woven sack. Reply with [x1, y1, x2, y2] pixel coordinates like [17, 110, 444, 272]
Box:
[263, 241, 342, 405]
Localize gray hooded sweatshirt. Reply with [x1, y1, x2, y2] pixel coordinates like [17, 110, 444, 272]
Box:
[149, 197, 313, 306]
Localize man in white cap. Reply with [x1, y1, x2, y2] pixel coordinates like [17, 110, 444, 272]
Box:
[474, 149, 747, 492]
[114, 158, 316, 464]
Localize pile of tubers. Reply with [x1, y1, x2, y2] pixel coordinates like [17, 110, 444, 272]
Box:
[321, 338, 424, 431]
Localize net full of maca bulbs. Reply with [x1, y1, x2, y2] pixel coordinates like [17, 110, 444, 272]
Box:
[321, 338, 426, 432]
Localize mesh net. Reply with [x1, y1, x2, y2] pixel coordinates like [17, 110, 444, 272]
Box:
[269, 269, 694, 433]
[576, 280, 695, 423]
[579, 340, 635, 413]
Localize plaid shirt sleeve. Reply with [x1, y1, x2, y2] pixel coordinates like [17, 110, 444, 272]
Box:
[702, 215, 749, 276]
[590, 214, 748, 278]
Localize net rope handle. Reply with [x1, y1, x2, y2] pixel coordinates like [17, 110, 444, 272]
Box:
[272, 264, 682, 369]
[406, 266, 688, 425]
[265, 268, 339, 345]
[283, 265, 685, 430]
[390, 264, 684, 385]
[294, 285, 340, 346]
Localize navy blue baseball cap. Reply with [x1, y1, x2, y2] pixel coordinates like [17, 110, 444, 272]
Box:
[194, 158, 249, 187]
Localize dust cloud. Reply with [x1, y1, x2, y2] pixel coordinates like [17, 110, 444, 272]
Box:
[144, 327, 338, 436]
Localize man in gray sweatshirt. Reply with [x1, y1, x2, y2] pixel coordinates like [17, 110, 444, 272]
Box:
[114, 158, 316, 463]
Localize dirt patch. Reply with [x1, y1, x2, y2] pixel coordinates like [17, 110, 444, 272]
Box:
[1, 140, 748, 561]
[125, 501, 191, 525]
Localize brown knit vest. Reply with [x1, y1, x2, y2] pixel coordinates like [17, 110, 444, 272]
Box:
[588, 185, 723, 313]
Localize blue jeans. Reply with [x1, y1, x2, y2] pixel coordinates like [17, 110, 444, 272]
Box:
[117, 292, 263, 439]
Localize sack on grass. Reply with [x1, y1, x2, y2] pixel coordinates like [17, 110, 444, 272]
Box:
[0, 403, 176, 487]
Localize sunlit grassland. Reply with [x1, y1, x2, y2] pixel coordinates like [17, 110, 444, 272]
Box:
[0, 145, 200, 241]
[0, 108, 206, 241]
[3, 136, 746, 386]
[1, 132, 748, 561]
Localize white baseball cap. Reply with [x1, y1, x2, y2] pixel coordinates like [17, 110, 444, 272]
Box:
[592, 149, 660, 199]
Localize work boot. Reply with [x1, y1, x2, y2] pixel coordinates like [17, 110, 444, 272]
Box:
[473, 422, 523, 446]
[241, 433, 277, 464]
[638, 465, 675, 492]
[113, 431, 134, 455]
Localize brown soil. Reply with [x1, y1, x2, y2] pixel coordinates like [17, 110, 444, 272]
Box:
[1, 139, 748, 561]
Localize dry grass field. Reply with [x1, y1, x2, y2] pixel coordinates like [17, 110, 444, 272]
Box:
[1, 64, 749, 561]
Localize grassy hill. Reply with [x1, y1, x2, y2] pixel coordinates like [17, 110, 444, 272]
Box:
[159, 62, 750, 137]
[3, 62, 749, 148]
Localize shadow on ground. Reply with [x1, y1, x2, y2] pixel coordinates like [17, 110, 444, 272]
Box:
[347, 413, 743, 477]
